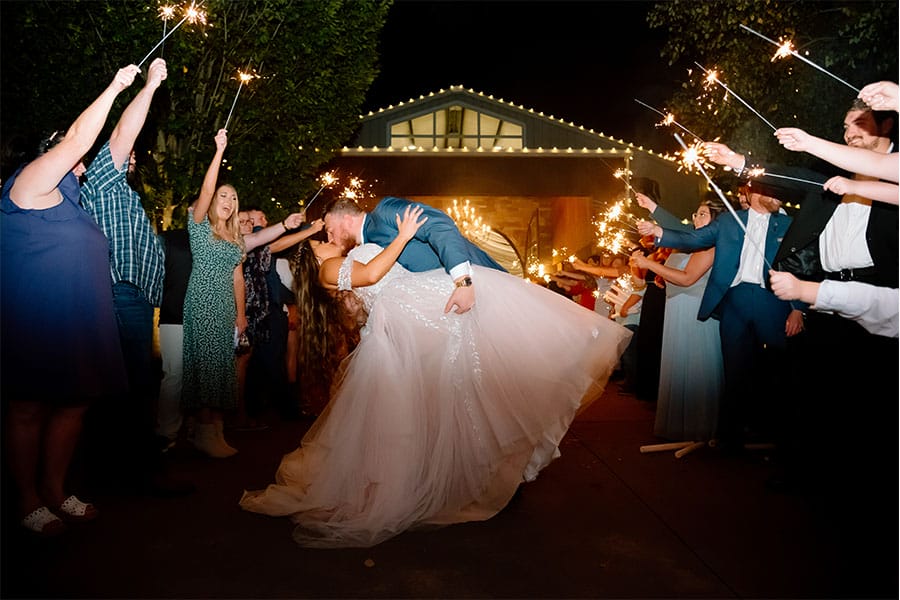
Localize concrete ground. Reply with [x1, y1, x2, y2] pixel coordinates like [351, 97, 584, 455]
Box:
[1, 382, 894, 598]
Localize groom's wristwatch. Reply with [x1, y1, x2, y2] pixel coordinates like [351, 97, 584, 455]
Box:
[455, 276, 473, 288]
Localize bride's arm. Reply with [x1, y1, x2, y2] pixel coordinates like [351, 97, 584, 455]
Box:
[319, 205, 427, 288]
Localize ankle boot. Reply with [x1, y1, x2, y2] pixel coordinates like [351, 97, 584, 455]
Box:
[192, 423, 235, 458]
[214, 421, 239, 455]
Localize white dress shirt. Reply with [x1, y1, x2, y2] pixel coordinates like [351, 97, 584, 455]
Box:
[814, 280, 898, 338]
[731, 208, 770, 288]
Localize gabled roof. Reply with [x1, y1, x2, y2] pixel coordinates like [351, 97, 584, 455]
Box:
[344, 84, 679, 166]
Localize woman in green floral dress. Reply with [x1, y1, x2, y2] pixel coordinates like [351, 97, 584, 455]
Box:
[182, 129, 304, 457]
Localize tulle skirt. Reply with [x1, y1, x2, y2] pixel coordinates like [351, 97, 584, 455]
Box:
[240, 266, 631, 547]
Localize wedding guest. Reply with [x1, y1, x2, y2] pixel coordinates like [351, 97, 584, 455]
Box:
[264, 219, 325, 418]
[241, 205, 631, 547]
[637, 183, 803, 451]
[1, 64, 139, 535]
[703, 103, 896, 500]
[182, 130, 303, 458]
[79, 58, 190, 496]
[632, 192, 725, 442]
[608, 259, 646, 395]
[769, 270, 897, 338]
[156, 227, 191, 447]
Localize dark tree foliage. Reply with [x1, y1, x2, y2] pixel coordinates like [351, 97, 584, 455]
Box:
[647, 0, 898, 172]
[0, 0, 392, 228]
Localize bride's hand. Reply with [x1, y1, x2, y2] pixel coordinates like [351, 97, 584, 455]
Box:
[395, 205, 428, 241]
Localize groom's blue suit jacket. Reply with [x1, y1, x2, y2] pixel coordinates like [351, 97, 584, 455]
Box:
[363, 196, 506, 274]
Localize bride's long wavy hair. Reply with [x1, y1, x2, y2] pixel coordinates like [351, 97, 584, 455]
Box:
[290, 240, 362, 413]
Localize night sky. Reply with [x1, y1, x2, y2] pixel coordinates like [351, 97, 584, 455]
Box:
[363, 0, 679, 152]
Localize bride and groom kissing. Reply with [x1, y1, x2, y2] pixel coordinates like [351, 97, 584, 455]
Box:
[239, 195, 632, 548]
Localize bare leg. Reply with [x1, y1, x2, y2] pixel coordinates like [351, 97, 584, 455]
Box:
[5, 401, 46, 515]
[41, 405, 89, 507]
[234, 350, 252, 427]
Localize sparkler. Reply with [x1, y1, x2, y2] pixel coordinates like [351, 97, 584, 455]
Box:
[745, 167, 823, 188]
[634, 99, 703, 141]
[673, 134, 774, 273]
[138, 1, 207, 69]
[695, 63, 777, 132]
[739, 24, 860, 93]
[158, 4, 176, 58]
[304, 171, 339, 210]
[223, 70, 256, 131]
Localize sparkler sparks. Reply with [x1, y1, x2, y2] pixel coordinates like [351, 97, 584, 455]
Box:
[677, 140, 715, 174]
[695, 63, 777, 132]
[303, 171, 339, 209]
[739, 24, 860, 93]
[634, 99, 703, 142]
[138, 1, 207, 68]
[673, 133, 775, 273]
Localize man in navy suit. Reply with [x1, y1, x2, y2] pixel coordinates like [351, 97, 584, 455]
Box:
[323, 196, 505, 314]
[637, 184, 804, 450]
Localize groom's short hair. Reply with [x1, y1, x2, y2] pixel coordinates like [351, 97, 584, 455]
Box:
[323, 197, 364, 217]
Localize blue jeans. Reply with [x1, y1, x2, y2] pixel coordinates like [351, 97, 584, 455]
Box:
[112, 281, 158, 461]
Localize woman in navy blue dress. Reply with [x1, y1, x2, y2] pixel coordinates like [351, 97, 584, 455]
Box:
[1, 65, 139, 536]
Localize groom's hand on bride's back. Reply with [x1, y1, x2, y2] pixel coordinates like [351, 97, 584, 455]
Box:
[445, 282, 475, 314]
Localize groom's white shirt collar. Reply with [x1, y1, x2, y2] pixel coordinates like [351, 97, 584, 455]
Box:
[358, 214, 367, 245]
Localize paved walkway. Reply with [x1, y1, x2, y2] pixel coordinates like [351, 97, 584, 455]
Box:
[1, 384, 891, 598]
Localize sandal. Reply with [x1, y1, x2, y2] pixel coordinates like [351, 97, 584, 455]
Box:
[21, 506, 67, 536]
[55, 495, 99, 522]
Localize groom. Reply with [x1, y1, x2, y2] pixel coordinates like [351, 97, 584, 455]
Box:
[323, 196, 505, 314]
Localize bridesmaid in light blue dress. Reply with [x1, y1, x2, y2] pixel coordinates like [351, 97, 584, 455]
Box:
[633, 193, 725, 441]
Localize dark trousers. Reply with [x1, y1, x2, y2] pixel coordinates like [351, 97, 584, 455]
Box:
[716, 283, 791, 446]
[787, 310, 899, 595]
[246, 307, 289, 419]
[84, 282, 161, 479]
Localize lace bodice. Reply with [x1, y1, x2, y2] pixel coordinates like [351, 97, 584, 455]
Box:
[338, 243, 411, 312]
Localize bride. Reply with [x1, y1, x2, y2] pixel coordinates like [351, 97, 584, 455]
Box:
[240, 205, 631, 548]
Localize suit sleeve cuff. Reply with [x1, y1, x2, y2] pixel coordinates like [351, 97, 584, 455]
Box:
[449, 262, 472, 281]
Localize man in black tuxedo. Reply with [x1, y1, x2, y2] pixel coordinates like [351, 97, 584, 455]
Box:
[704, 99, 897, 596]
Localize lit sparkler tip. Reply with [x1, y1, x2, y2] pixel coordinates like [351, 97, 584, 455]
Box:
[746, 167, 767, 178]
[773, 40, 794, 62]
[238, 71, 255, 83]
[184, 3, 207, 25]
[158, 4, 177, 20]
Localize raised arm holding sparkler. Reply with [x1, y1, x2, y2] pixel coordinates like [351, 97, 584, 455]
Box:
[774, 127, 899, 184]
[858, 81, 899, 113]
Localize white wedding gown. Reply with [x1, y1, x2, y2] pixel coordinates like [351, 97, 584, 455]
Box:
[240, 244, 632, 547]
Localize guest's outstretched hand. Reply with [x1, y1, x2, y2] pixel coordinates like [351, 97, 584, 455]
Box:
[636, 220, 661, 238]
[702, 142, 743, 170]
[634, 192, 657, 213]
[283, 212, 304, 230]
[859, 81, 899, 112]
[145, 58, 168, 90]
[774, 127, 814, 153]
[822, 175, 858, 196]
[768, 269, 803, 301]
[214, 129, 228, 151]
[112, 65, 141, 92]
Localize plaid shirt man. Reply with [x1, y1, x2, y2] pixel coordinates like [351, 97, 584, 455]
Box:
[80, 141, 165, 306]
